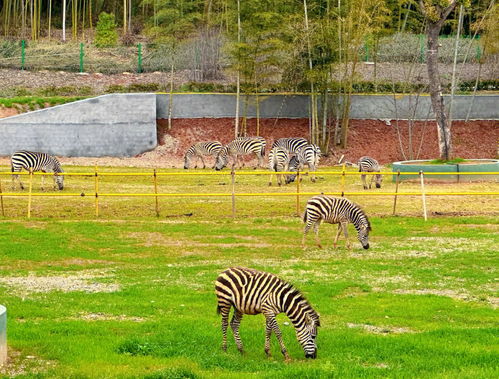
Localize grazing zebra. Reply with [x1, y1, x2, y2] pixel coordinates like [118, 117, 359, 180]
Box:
[268, 147, 290, 186]
[215, 267, 320, 360]
[184, 141, 223, 169]
[271, 137, 308, 154]
[215, 136, 266, 170]
[11, 151, 64, 190]
[287, 144, 321, 183]
[302, 195, 371, 250]
[358, 156, 382, 189]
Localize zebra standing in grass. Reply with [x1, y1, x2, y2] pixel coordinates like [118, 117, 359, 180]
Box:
[11, 151, 64, 190]
[184, 141, 223, 169]
[215, 136, 266, 170]
[271, 137, 308, 154]
[286, 144, 321, 183]
[358, 156, 382, 189]
[268, 147, 291, 186]
[215, 267, 320, 360]
[302, 195, 371, 249]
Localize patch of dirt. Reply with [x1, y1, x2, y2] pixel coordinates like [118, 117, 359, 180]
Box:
[0, 269, 120, 296]
[347, 323, 417, 334]
[0, 349, 56, 377]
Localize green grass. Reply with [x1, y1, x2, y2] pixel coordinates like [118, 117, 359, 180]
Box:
[429, 158, 467, 165]
[0, 166, 498, 378]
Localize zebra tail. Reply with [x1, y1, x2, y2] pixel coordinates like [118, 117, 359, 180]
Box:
[303, 209, 308, 223]
[216, 304, 222, 315]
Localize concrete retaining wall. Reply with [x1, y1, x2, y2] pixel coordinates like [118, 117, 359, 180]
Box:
[0, 94, 157, 157]
[0, 305, 5, 367]
[157, 93, 499, 120]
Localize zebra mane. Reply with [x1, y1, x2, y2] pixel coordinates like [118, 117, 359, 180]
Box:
[349, 201, 371, 231]
[284, 283, 320, 322]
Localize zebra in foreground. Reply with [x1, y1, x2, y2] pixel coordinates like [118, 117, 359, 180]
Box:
[215, 267, 320, 360]
[358, 156, 382, 189]
[215, 136, 266, 170]
[286, 144, 321, 183]
[268, 147, 291, 186]
[11, 151, 64, 190]
[303, 195, 371, 249]
[271, 137, 308, 154]
[184, 141, 223, 169]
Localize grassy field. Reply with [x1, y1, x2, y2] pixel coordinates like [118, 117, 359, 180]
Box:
[0, 166, 498, 378]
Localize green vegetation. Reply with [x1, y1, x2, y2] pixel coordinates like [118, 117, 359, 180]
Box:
[0, 96, 86, 112]
[94, 12, 119, 48]
[0, 165, 497, 377]
[430, 158, 467, 164]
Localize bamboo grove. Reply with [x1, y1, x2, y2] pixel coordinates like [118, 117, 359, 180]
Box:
[0, 1, 496, 153]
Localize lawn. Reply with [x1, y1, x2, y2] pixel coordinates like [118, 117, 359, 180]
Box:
[0, 166, 498, 378]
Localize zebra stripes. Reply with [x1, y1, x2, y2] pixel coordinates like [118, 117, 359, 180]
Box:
[303, 195, 371, 249]
[184, 141, 223, 169]
[11, 151, 64, 190]
[358, 156, 382, 189]
[268, 147, 290, 186]
[271, 138, 308, 154]
[215, 267, 320, 360]
[215, 137, 266, 170]
[286, 144, 321, 183]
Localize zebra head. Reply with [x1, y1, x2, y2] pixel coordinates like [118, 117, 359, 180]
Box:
[358, 224, 371, 249]
[375, 174, 383, 188]
[285, 156, 301, 184]
[301, 312, 320, 359]
[55, 171, 64, 190]
[215, 147, 229, 171]
[183, 153, 192, 169]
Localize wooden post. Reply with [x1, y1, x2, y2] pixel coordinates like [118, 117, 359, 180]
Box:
[27, 170, 33, 218]
[296, 170, 301, 216]
[341, 163, 346, 196]
[153, 169, 159, 217]
[94, 166, 99, 217]
[420, 170, 428, 221]
[392, 170, 400, 215]
[231, 168, 236, 218]
[0, 179, 4, 217]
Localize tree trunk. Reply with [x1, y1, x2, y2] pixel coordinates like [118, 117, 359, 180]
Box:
[426, 23, 452, 160]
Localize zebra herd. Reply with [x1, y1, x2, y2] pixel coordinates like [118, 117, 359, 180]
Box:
[184, 136, 323, 186]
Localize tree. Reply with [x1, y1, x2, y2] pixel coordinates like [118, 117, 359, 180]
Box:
[94, 11, 118, 47]
[418, 0, 467, 160]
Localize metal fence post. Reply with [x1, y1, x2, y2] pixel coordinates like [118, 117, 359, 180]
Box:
[94, 166, 99, 217]
[419, 170, 428, 221]
[27, 170, 33, 218]
[392, 170, 400, 215]
[231, 168, 236, 218]
[79, 43, 84, 73]
[21, 40, 25, 70]
[137, 43, 143, 73]
[153, 169, 159, 217]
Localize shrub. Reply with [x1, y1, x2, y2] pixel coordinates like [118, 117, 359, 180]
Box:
[94, 12, 118, 48]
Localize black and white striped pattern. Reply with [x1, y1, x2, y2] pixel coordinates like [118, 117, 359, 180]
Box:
[271, 138, 308, 154]
[358, 156, 382, 189]
[215, 137, 266, 170]
[303, 195, 371, 249]
[268, 147, 290, 186]
[11, 151, 64, 190]
[292, 144, 321, 182]
[215, 267, 320, 360]
[184, 141, 223, 169]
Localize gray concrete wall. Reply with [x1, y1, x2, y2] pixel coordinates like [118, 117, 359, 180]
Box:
[0, 305, 5, 367]
[157, 93, 499, 120]
[0, 94, 157, 157]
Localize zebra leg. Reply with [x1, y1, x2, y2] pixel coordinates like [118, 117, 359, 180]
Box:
[361, 174, 368, 190]
[230, 310, 244, 353]
[313, 222, 322, 248]
[200, 156, 206, 169]
[268, 173, 273, 186]
[12, 171, 24, 190]
[265, 314, 290, 361]
[220, 307, 231, 352]
[264, 317, 274, 357]
[369, 174, 375, 189]
[41, 173, 45, 191]
[310, 164, 316, 183]
[341, 222, 351, 249]
[333, 224, 342, 249]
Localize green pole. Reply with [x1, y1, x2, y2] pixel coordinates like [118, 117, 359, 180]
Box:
[138, 43, 143, 73]
[21, 40, 25, 70]
[365, 42, 369, 62]
[419, 34, 425, 63]
[476, 45, 482, 62]
[79, 43, 84, 73]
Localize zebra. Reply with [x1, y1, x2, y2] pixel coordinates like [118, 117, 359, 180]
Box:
[215, 136, 266, 170]
[268, 147, 291, 186]
[271, 137, 308, 154]
[286, 144, 321, 183]
[215, 267, 320, 360]
[302, 195, 371, 250]
[184, 141, 223, 169]
[11, 151, 64, 190]
[358, 156, 382, 189]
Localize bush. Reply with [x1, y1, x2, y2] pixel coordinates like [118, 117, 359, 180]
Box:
[94, 12, 118, 48]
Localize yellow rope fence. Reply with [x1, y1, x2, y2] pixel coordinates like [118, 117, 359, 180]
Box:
[0, 169, 497, 219]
